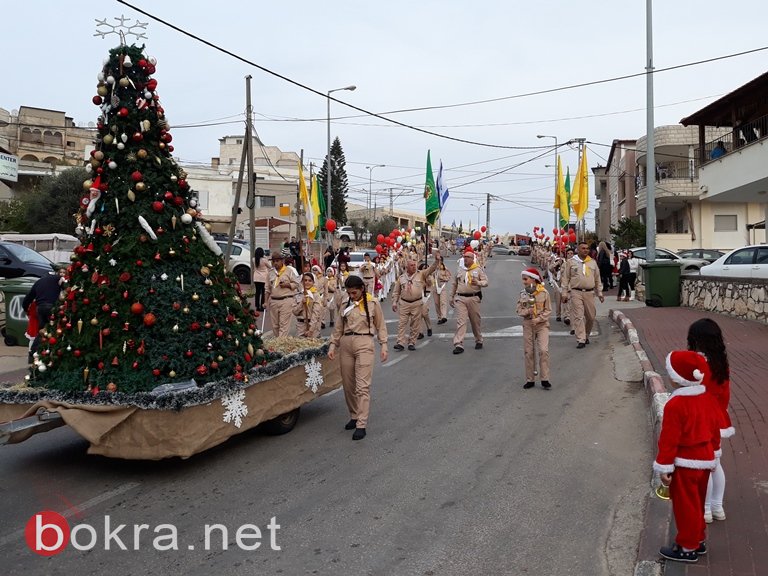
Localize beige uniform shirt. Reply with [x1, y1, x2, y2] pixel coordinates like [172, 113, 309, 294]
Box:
[330, 295, 388, 346]
[450, 263, 489, 299]
[563, 256, 602, 296]
[266, 265, 300, 299]
[392, 260, 438, 302]
[360, 262, 376, 280]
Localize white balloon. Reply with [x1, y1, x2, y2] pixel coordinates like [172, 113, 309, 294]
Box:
[470, 240, 479, 249]
[410, 230, 416, 237]
[396, 236, 403, 244]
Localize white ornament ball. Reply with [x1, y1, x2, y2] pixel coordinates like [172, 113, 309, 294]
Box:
[188, 198, 197, 208]
[86, 164, 93, 173]
[144, 91, 152, 99]
[97, 72, 105, 82]
[117, 143, 125, 150]
[180, 213, 193, 224]
[102, 57, 109, 65]
[38, 364, 47, 373]
[149, 56, 157, 65]
[170, 175, 177, 182]
[106, 75, 115, 85]
[108, 161, 117, 169]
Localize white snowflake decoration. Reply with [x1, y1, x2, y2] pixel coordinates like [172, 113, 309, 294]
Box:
[94, 15, 148, 41]
[221, 390, 248, 428]
[304, 358, 324, 394]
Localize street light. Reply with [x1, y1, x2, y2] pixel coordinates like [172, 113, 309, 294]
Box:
[327, 85, 356, 230]
[470, 202, 485, 230]
[366, 164, 385, 217]
[537, 135, 558, 230]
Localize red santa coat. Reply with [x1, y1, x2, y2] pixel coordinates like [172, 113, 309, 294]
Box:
[704, 375, 735, 439]
[653, 385, 722, 474]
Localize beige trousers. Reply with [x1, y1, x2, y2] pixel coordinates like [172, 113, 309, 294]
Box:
[363, 277, 375, 295]
[453, 294, 482, 347]
[570, 290, 596, 343]
[523, 320, 550, 381]
[269, 297, 295, 337]
[339, 335, 374, 428]
[434, 290, 448, 320]
[396, 299, 422, 345]
[421, 296, 432, 331]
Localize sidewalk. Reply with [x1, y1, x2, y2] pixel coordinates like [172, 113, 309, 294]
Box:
[0, 338, 29, 387]
[613, 305, 768, 576]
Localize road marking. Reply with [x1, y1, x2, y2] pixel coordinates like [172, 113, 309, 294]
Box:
[382, 356, 406, 367]
[0, 481, 141, 549]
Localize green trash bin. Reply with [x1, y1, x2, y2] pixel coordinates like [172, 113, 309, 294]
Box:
[640, 261, 681, 307]
[0, 277, 37, 346]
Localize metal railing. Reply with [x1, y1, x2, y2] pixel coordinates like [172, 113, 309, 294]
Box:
[697, 113, 768, 163]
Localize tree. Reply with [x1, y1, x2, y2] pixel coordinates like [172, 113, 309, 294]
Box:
[316, 137, 349, 224]
[610, 217, 646, 249]
[0, 198, 28, 232]
[32, 43, 263, 394]
[23, 168, 88, 233]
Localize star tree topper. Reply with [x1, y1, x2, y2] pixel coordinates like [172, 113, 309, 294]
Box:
[94, 15, 148, 43]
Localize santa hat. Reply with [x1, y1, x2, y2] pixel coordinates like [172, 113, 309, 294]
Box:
[665, 350, 709, 386]
[521, 267, 542, 283]
[463, 246, 474, 255]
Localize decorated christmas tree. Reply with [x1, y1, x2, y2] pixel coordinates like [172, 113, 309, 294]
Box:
[31, 42, 264, 394]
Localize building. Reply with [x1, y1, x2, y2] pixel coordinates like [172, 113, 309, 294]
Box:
[592, 165, 609, 240]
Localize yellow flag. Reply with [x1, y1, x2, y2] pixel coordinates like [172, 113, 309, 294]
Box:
[309, 174, 321, 241]
[299, 162, 315, 237]
[571, 148, 589, 220]
[556, 156, 570, 225]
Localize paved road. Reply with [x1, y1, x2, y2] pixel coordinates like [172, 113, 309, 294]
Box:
[0, 255, 653, 575]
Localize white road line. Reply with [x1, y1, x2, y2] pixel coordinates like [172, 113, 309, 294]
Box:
[0, 481, 141, 549]
[382, 356, 407, 367]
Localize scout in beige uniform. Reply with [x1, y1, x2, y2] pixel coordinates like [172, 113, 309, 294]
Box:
[450, 247, 489, 354]
[265, 253, 300, 337]
[418, 262, 434, 338]
[392, 252, 441, 351]
[360, 253, 377, 296]
[561, 241, 604, 348]
[327, 275, 388, 441]
[516, 267, 552, 389]
[324, 267, 337, 327]
[433, 261, 451, 324]
[293, 273, 324, 338]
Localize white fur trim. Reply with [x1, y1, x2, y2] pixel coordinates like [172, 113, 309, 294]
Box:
[670, 384, 706, 397]
[653, 461, 675, 473]
[521, 270, 541, 282]
[721, 426, 736, 438]
[714, 448, 723, 458]
[666, 352, 705, 386]
[674, 456, 717, 470]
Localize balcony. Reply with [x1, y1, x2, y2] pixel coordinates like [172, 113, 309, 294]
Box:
[635, 159, 700, 213]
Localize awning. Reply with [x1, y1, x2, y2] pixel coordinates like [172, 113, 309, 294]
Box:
[251, 217, 293, 230]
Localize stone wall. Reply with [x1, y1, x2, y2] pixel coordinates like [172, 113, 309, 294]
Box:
[681, 276, 768, 323]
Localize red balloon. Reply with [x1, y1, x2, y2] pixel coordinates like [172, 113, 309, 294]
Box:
[473, 230, 482, 240]
[553, 228, 558, 235]
[569, 232, 577, 242]
[325, 219, 337, 233]
[377, 234, 385, 244]
[481, 226, 487, 233]
[560, 228, 566, 235]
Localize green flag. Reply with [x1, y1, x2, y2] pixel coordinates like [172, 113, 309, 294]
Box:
[316, 180, 326, 229]
[560, 167, 571, 230]
[424, 150, 439, 225]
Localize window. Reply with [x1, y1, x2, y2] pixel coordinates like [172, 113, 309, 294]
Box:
[725, 248, 754, 265]
[714, 214, 737, 232]
[66, 141, 76, 148]
[196, 190, 209, 210]
[259, 196, 276, 208]
[236, 139, 242, 145]
[756, 247, 768, 264]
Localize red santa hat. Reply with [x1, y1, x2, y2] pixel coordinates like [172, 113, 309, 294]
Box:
[463, 246, 475, 255]
[665, 350, 709, 386]
[521, 267, 542, 283]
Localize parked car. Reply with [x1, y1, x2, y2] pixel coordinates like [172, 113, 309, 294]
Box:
[490, 245, 514, 255]
[0, 241, 58, 279]
[335, 226, 371, 243]
[628, 247, 709, 271]
[699, 244, 768, 279]
[216, 241, 253, 284]
[676, 248, 725, 263]
[517, 245, 532, 256]
[0, 233, 79, 264]
[332, 250, 378, 275]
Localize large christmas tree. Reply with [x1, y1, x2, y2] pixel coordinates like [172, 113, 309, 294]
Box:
[32, 43, 264, 394]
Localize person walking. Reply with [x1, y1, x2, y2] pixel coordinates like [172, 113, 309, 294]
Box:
[324, 267, 338, 328]
[617, 251, 632, 302]
[264, 253, 300, 337]
[654, 350, 722, 563]
[516, 267, 552, 390]
[251, 247, 271, 311]
[433, 260, 451, 324]
[450, 247, 489, 354]
[392, 253, 440, 351]
[561, 241, 603, 348]
[597, 240, 614, 291]
[687, 318, 733, 524]
[417, 262, 434, 339]
[327, 275, 388, 441]
[360, 252, 377, 296]
[293, 273, 324, 338]
[626, 250, 639, 301]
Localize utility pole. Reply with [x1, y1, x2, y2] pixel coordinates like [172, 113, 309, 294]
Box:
[486, 193, 491, 241]
[226, 76, 253, 273]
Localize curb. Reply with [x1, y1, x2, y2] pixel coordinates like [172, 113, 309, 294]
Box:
[610, 309, 671, 575]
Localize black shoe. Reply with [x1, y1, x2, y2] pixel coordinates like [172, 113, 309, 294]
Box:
[541, 380, 552, 389]
[417, 333, 424, 340]
[659, 544, 698, 563]
[408, 344, 416, 351]
[453, 346, 464, 355]
[564, 319, 571, 325]
[577, 342, 586, 349]
[330, 321, 335, 327]
[570, 330, 575, 335]
[344, 419, 357, 430]
[427, 329, 432, 337]
[585, 339, 590, 344]
[438, 318, 447, 324]
[523, 381, 535, 389]
[696, 542, 707, 556]
[352, 428, 366, 441]
[556, 316, 561, 322]
[394, 344, 404, 351]
[475, 342, 483, 350]
[321, 322, 326, 329]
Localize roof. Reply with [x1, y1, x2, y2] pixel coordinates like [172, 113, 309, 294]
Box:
[680, 70, 768, 127]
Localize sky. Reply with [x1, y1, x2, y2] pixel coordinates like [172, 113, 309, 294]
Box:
[4, 0, 768, 235]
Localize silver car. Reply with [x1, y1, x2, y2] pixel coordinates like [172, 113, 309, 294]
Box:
[629, 247, 709, 272]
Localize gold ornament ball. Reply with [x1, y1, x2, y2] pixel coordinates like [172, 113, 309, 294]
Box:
[169, 370, 176, 378]
[191, 293, 200, 301]
[83, 179, 94, 191]
[186, 208, 197, 217]
[90, 317, 99, 326]
[217, 355, 224, 362]
[97, 84, 109, 96]
[212, 298, 219, 305]
[135, 182, 146, 192]
[137, 148, 148, 159]
[200, 266, 210, 277]
[93, 150, 105, 161]
[107, 382, 118, 392]
[102, 134, 114, 145]
[159, 142, 166, 150]
[119, 77, 130, 87]
[204, 223, 212, 232]
[182, 307, 190, 314]
[90, 158, 101, 168]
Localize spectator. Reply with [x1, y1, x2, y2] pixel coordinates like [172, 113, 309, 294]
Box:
[22, 270, 66, 357]
[710, 141, 727, 159]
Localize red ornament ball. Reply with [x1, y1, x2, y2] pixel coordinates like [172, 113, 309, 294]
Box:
[118, 107, 129, 117]
[143, 312, 157, 327]
[130, 302, 145, 315]
[92, 96, 103, 105]
[152, 201, 164, 213]
[131, 171, 143, 182]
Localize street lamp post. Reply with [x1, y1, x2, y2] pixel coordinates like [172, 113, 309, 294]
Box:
[326, 85, 356, 237]
[366, 164, 385, 219]
[537, 135, 558, 231]
[470, 202, 485, 231]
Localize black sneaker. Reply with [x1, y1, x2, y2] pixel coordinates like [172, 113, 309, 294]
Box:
[344, 419, 357, 430]
[523, 381, 535, 389]
[427, 329, 433, 337]
[585, 339, 590, 344]
[659, 544, 698, 563]
[453, 346, 464, 355]
[696, 542, 707, 555]
[321, 322, 326, 330]
[438, 318, 447, 324]
[475, 342, 483, 350]
[564, 319, 571, 325]
[330, 321, 335, 327]
[570, 329, 575, 335]
[556, 316, 561, 322]
[576, 342, 586, 349]
[541, 380, 552, 389]
[352, 428, 366, 441]
[394, 344, 404, 351]
[417, 333, 424, 340]
[408, 344, 416, 351]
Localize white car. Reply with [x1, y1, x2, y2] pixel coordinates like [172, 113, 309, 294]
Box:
[629, 247, 709, 272]
[335, 226, 371, 243]
[216, 241, 253, 284]
[699, 244, 768, 279]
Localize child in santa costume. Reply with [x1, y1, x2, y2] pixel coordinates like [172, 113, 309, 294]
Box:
[516, 267, 551, 390]
[654, 350, 723, 563]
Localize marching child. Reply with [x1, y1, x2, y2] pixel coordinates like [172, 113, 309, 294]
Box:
[654, 350, 723, 563]
[516, 267, 552, 390]
[293, 273, 323, 338]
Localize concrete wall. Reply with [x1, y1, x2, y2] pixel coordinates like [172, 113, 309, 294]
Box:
[681, 276, 768, 324]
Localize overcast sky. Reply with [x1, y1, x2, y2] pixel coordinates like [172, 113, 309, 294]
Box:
[5, 0, 768, 235]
